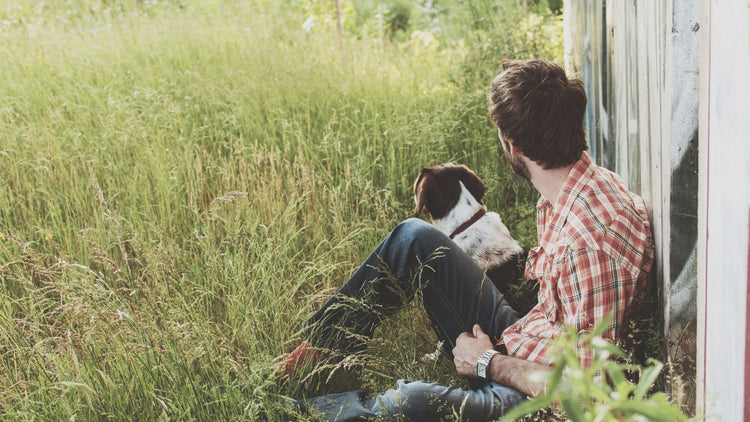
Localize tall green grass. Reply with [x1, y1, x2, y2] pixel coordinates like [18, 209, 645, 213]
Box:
[0, 1, 560, 419]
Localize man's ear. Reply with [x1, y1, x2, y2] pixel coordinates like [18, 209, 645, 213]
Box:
[507, 139, 519, 156]
[502, 137, 520, 157]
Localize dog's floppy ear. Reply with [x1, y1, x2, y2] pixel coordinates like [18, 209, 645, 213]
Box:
[415, 165, 463, 219]
[413, 168, 430, 217]
[456, 165, 487, 202]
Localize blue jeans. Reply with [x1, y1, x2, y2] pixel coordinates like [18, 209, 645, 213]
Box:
[299, 218, 525, 421]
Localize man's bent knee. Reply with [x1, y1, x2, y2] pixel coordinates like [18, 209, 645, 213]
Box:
[391, 218, 450, 251]
[375, 380, 456, 419]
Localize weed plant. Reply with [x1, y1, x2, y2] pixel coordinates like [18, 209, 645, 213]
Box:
[501, 316, 690, 422]
[0, 1, 664, 421]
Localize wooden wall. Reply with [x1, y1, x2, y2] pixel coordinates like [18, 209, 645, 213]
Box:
[563, 0, 701, 411]
[565, 1, 750, 419]
[697, 1, 750, 420]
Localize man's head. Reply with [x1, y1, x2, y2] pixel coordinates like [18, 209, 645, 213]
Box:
[489, 59, 588, 170]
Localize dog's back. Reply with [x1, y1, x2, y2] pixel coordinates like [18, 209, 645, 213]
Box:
[451, 208, 523, 270]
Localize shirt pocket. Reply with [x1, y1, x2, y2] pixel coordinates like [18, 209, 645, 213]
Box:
[549, 244, 568, 279]
[525, 246, 546, 280]
[540, 244, 569, 325]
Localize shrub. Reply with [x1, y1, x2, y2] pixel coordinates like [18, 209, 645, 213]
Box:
[502, 315, 691, 422]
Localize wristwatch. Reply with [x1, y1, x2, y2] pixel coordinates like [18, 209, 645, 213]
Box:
[476, 349, 499, 379]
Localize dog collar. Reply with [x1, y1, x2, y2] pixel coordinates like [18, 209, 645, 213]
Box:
[449, 208, 487, 239]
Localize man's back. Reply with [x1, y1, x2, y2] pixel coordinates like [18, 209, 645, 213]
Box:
[502, 151, 654, 368]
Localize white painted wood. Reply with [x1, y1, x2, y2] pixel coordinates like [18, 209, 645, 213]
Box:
[696, 0, 710, 415]
[660, 1, 674, 333]
[604, 0, 674, 328]
[699, 1, 750, 420]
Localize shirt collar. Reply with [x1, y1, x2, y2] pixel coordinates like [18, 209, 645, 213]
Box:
[537, 152, 595, 239]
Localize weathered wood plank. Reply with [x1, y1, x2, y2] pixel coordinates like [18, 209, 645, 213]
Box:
[698, 1, 750, 420]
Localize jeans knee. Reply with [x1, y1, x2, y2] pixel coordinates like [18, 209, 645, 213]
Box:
[391, 218, 447, 251]
[394, 217, 432, 235]
[376, 380, 524, 421]
[375, 380, 452, 418]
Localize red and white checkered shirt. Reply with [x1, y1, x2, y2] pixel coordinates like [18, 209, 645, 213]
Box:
[500, 152, 654, 369]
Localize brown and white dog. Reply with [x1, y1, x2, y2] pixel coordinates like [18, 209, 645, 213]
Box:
[413, 163, 525, 292]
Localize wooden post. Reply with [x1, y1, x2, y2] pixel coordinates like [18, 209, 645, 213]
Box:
[698, 2, 750, 420]
[335, 0, 344, 57]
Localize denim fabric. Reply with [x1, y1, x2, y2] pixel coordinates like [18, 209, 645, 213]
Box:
[299, 218, 526, 421]
[302, 380, 525, 422]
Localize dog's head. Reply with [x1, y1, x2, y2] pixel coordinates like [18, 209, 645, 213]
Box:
[413, 163, 487, 219]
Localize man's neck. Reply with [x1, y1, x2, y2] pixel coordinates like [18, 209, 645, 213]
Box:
[526, 160, 576, 207]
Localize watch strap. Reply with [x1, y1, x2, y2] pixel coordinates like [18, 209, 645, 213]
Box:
[476, 349, 499, 379]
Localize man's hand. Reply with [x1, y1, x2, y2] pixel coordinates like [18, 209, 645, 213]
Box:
[452, 324, 495, 378]
[453, 324, 553, 397]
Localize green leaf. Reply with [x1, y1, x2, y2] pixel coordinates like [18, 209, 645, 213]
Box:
[615, 396, 688, 421]
[590, 313, 614, 337]
[605, 361, 626, 387]
[633, 358, 663, 399]
[546, 356, 565, 392]
[561, 397, 587, 422]
[499, 395, 555, 422]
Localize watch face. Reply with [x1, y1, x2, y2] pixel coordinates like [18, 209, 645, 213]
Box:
[477, 356, 487, 378]
[477, 350, 497, 379]
[478, 362, 487, 378]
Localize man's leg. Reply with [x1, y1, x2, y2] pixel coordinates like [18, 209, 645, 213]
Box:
[301, 379, 526, 422]
[292, 219, 526, 419]
[300, 218, 520, 355]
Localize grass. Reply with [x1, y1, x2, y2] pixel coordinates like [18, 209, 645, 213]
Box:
[0, 1, 560, 420]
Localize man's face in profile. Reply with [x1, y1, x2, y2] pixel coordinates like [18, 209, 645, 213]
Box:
[499, 129, 530, 181]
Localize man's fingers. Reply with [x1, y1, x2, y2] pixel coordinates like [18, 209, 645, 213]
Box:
[473, 324, 489, 339]
[457, 331, 474, 342]
[456, 326, 490, 347]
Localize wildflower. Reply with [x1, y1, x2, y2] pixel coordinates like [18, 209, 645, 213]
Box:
[422, 341, 444, 362]
[302, 15, 314, 33]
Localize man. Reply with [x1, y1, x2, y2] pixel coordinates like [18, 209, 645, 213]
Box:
[282, 59, 654, 420]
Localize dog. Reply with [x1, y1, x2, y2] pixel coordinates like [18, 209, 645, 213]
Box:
[413, 163, 525, 294]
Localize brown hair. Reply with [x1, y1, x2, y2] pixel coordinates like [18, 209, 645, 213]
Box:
[488, 59, 588, 169]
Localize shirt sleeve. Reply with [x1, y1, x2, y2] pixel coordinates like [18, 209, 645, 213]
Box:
[557, 248, 641, 369]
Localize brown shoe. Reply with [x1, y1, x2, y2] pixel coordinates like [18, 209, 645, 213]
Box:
[279, 340, 323, 377]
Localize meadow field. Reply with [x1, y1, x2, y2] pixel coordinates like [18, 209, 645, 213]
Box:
[0, 1, 564, 420]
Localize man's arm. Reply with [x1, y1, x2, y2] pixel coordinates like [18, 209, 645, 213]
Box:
[452, 324, 552, 397]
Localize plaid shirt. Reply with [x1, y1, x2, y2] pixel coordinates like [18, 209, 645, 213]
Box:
[500, 152, 653, 369]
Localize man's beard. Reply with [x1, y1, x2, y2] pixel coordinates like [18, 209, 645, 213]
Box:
[505, 150, 531, 180]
